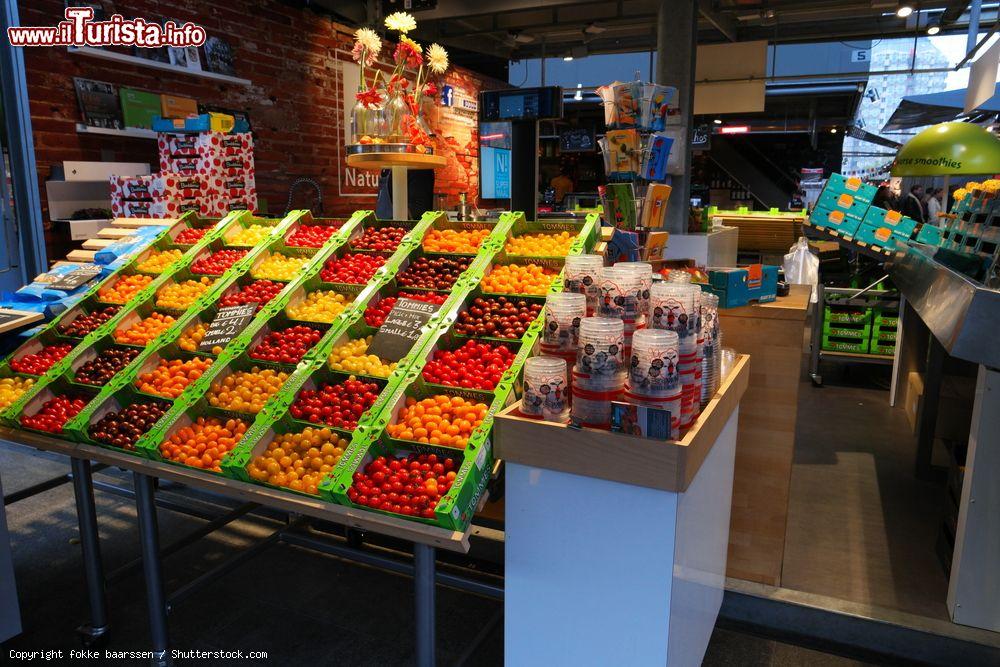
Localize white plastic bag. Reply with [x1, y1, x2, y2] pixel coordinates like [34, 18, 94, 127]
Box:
[783, 237, 819, 303]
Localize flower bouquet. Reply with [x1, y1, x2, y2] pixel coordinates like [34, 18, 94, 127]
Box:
[348, 11, 449, 153]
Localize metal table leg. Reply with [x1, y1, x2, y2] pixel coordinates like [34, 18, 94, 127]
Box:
[70, 458, 109, 647]
[809, 283, 824, 386]
[414, 543, 436, 667]
[133, 473, 171, 667]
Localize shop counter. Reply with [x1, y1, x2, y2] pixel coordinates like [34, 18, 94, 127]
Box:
[718, 284, 810, 586]
[495, 354, 749, 666]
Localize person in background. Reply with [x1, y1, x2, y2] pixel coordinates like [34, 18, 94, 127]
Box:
[872, 184, 896, 211]
[549, 167, 574, 205]
[926, 187, 943, 225]
[901, 184, 925, 223]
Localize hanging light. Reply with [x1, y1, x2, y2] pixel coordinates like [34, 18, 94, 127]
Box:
[830, 127, 838, 134]
[713, 118, 723, 125]
[896, 4, 914, 18]
[574, 83, 583, 101]
[927, 23, 940, 35]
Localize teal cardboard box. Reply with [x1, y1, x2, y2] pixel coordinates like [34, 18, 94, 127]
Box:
[707, 264, 778, 308]
[854, 222, 909, 250]
[817, 188, 870, 222]
[825, 173, 877, 204]
[915, 224, 943, 246]
[809, 205, 862, 237]
[862, 206, 917, 239]
[120, 88, 162, 129]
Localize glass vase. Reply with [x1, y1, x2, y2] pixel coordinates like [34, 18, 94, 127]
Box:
[384, 88, 412, 144]
[350, 89, 386, 145]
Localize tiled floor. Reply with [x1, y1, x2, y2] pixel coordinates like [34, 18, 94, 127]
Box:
[0, 443, 867, 666]
[782, 363, 950, 619]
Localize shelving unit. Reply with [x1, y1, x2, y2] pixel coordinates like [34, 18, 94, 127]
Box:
[68, 46, 253, 86]
[809, 282, 902, 386]
[75, 123, 156, 140]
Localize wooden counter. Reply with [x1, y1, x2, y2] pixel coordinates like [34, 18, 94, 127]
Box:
[719, 284, 810, 586]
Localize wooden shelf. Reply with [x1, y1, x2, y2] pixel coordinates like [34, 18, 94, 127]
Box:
[494, 354, 750, 492]
[68, 46, 252, 86]
[75, 123, 156, 139]
[346, 151, 447, 171]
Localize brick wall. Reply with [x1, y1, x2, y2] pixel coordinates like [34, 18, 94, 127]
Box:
[20, 0, 505, 251]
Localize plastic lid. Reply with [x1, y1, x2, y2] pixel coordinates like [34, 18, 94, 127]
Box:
[667, 270, 692, 284]
[614, 261, 653, 276]
[632, 328, 678, 349]
[525, 355, 567, 374]
[565, 254, 604, 269]
[545, 292, 586, 310]
[579, 316, 624, 336]
[600, 266, 641, 283]
[651, 282, 698, 299]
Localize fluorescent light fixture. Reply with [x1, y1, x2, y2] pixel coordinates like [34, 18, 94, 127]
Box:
[720, 126, 749, 134]
[563, 55, 573, 62]
[896, 4, 913, 18]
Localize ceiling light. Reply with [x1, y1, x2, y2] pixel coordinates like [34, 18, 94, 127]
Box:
[563, 55, 573, 62]
[713, 118, 723, 125]
[927, 24, 940, 35]
[896, 4, 913, 18]
[584, 22, 606, 35]
[574, 83, 583, 101]
[830, 127, 838, 134]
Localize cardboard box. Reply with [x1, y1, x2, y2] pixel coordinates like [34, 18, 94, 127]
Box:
[110, 172, 208, 200]
[809, 206, 862, 237]
[160, 94, 199, 119]
[120, 88, 162, 129]
[157, 131, 253, 158]
[816, 188, 870, 222]
[862, 206, 917, 239]
[110, 197, 209, 218]
[854, 222, 909, 250]
[825, 173, 877, 204]
[916, 224, 943, 246]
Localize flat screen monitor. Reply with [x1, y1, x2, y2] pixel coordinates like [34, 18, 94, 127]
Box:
[480, 122, 512, 200]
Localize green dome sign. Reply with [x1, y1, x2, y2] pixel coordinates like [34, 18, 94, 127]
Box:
[891, 122, 1000, 176]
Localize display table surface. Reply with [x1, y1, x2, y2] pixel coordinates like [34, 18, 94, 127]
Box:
[718, 284, 810, 586]
[496, 355, 749, 667]
[0, 428, 475, 553]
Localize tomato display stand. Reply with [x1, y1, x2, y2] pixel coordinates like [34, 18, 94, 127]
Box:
[495, 354, 750, 667]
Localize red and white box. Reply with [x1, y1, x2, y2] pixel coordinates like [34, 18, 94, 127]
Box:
[111, 197, 212, 218]
[110, 172, 209, 200]
[158, 131, 254, 158]
[158, 153, 255, 179]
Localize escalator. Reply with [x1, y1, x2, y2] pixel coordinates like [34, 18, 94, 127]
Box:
[709, 135, 796, 210]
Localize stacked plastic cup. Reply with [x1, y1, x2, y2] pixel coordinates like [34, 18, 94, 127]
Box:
[649, 283, 699, 432]
[692, 287, 704, 423]
[598, 265, 644, 358]
[667, 269, 692, 284]
[625, 328, 681, 439]
[571, 317, 625, 428]
[614, 262, 653, 318]
[540, 292, 586, 370]
[564, 254, 604, 316]
[522, 355, 570, 423]
[700, 292, 722, 408]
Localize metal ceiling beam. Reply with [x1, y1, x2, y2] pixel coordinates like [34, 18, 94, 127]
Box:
[699, 0, 738, 42]
[400, 0, 614, 21]
[941, 1, 972, 24]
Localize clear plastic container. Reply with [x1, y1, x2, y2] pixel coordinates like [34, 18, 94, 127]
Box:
[522, 355, 570, 423]
[614, 261, 653, 316]
[541, 292, 586, 354]
[575, 317, 625, 383]
[564, 254, 603, 316]
[627, 328, 681, 397]
[597, 266, 642, 321]
[649, 283, 697, 346]
[667, 269, 692, 284]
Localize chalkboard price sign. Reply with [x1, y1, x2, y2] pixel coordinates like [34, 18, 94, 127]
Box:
[198, 303, 258, 352]
[50, 266, 102, 291]
[367, 298, 437, 362]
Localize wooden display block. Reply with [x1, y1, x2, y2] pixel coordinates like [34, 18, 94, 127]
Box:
[495, 354, 749, 493]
